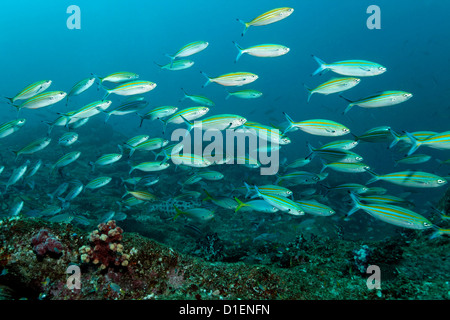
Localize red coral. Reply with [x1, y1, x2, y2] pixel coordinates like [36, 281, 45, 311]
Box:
[31, 229, 63, 257]
[80, 220, 129, 270]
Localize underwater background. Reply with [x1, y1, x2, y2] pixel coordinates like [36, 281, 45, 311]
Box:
[0, 0, 449, 300]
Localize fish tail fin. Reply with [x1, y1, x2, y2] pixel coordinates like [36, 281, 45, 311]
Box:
[236, 18, 249, 36]
[234, 197, 247, 213]
[160, 118, 168, 135]
[117, 144, 124, 156]
[429, 229, 442, 240]
[91, 73, 103, 91]
[10, 149, 19, 162]
[225, 90, 231, 100]
[253, 185, 263, 198]
[165, 54, 175, 68]
[128, 147, 136, 158]
[339, 95, 354, 114]
[346, 192, 362, 218]
[319, 159, 328, 173]
[320, 183, 331, 196]
[311, 55, 328, 76]
[180, 87, 188, 101]
[103, 112, 111, 124]
[42, 121, 54, 136]
[153, 61, 163, 69]
[365, 168, 380, 185]
[128, 165, 135, 175]
[388, 128, 401, 149]
[232, 41, 244, 63]
[173, 205, 184, 220]
[138, 114, 145, 128]
[97, 81, 111, 99]
[305, 142, 316, 160]
[202, 188, 214, 202]
[180, 115, 193, 134]
[282, 111, 296, 134]
[243, 181, 253, 198]
[88, 161, 95, 173]
[404, 131, 421, 156]
[200, 71, 211, 88]
[121, 186, 130, 199]
[274, 174, 282, 186]
[102, 90, 111, 100]
[303, 84, 314, 103]
[3, 96, 14, 104]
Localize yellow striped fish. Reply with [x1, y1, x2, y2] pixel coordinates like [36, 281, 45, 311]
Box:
[4, 80, 52, 104]
[123, 190, 157, 202]
[129, 161, 170, 174]
[182, 114, 247, 132]
[304, 77, 360, 103]
[236, 121, 291, 145]
[311, 56, 386, 77]
[95, 71, 139, 83]
[14, 91, 66, 111]
[166, 41, 208, 67]
[200, 71, 258, 87]
[295, 199, 335, 216]
[13, 137, 51, 159]
[405, 131, 450, 156]
[283, 112, 350, 136]
[253, 185, 304, 216]
[340, 91, 413, 114]
[85, 176, 112, 190]
[180, 88, 215, 106]
[347, 193, 433, 230]
[171, 153, 212, 168]
[102, 80, 156, 99]
[0, 119, 26, 138]
[366, 169, 447, 188]
[237, 7, 294, 36]
[232, 42, 289, 62]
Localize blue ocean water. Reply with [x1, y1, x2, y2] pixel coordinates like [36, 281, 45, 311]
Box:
[0, 0, 449, 259]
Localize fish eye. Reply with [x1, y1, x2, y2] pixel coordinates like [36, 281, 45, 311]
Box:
[437, 179, 446, 184]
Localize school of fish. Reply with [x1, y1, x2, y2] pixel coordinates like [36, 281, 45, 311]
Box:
[0, 7, 449, 241]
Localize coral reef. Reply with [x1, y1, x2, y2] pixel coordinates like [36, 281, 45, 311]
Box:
[31, 229, 64, 258]
[0, 216, 449, 300]
[79, 220, 130, 270]
[353, 245, 372, 274]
